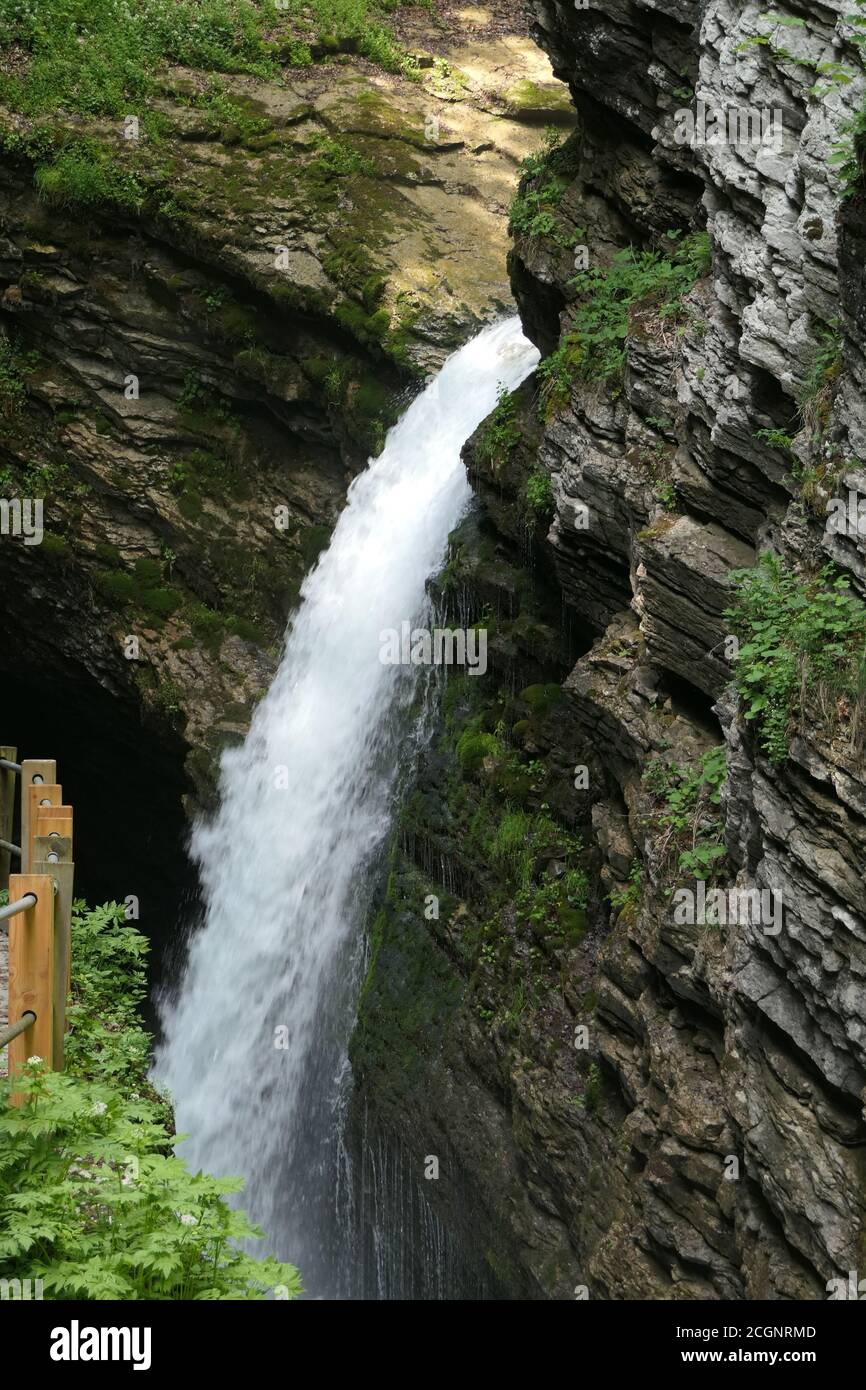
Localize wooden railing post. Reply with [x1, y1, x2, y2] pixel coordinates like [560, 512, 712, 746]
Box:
[7, 873, 55, 1102]
[19, 760, 57, 873]
[32, 834, 74, 1072]
[24, 779, 61, 873]
[0, 745, 15, 892]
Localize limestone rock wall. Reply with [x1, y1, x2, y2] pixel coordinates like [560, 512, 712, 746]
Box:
[350, 0, 866, 1299]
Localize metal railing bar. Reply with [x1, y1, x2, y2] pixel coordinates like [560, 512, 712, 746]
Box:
[0, 758, 21, 774]
[0, 838, 21, 857]
[0, 1012, 36, 1049]
[0, 892, 38, 923]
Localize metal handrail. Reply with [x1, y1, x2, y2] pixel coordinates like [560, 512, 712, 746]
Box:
[0, 892, 37, 923]
[0, 839, 21, 858]
[0, 758, 21, 774]
[0, 1012, 36, 1049]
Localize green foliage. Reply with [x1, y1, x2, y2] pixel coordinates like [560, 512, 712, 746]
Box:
[486, 808, 533, 885]
[334, 299, 391, 348]
[474, 385, 521, 467]
[644, 745, 727, 881]
[280, 0, 419, 76]
[4, 456, 74, 499]
[193, 81, 271, 147]
[797, 322, 842, 437]
[95, 553, 182, 621]
[817, 0, 866, 194]
[727, 552, 866, 761]
[176, 375, 237, 433]
[456, 729, 501, 775]
[737, 1, 866, 196]
[655, 479, 678, 511]
[580, 1060, 602, 1113]
[34, 143, 144, 212]
[537, 231, 710, 416]
[509, 179, 567, 242]
[63, 902, 162, 1093]
[754, 427, 793, 451]
[189, 602, 226, 645]
[508, 128, 579, 245]
[0, 334, 37, 419]
[609, 859, 642, 920]
[309, 133, 374, 178]
[0, 0, 277, 119]
[484, 808, 588, 937]
[829, 102, 866, 196]
[0, 902, 302, 1300]
[523, 467, 554, 520]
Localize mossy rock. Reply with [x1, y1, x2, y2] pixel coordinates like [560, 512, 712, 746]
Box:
[502, 80, 575, 125]
[140, 585, 182, 619]
[519, 682, 564, 715]
[226, 614, 266, 645]
[300, 523, 332, 567]
[96, 570, 136, 604]
[40, 531, 72, 559]
[94, 541, 123, 568]
[134, 557, 162, 587]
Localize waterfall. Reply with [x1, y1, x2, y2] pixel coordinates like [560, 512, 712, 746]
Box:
[155, 317, 539, 1298]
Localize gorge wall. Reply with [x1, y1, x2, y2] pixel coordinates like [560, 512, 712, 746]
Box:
[349, 0, 866, 1299]
[3, 0, 865, 1303]
[0, 1, 568, 835]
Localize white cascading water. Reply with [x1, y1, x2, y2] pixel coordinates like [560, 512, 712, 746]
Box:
[156, 317, 539, 1297]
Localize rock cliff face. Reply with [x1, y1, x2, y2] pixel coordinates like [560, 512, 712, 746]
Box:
[4, 0, 864, 1303]
[0, 3, 569, 814]
[350, 1, 866, 1299]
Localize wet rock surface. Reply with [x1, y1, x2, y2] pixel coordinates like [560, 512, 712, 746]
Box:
[0, 1, 570, 808]
[350, 0, 866, 1299]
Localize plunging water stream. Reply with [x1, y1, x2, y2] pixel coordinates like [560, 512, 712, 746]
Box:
[156, 317, 539, 1298]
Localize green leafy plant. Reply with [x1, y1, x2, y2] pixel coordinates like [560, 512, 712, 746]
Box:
[655, 480, 678, 511]
[0, 0, 279, 120]
[523, 467, 554, 521]
[95, 554, 182, 622]
[34, 142, 145, 212]
[0, 334, 37, 419]
[727, 553, 866, 761]
[643, 745, 727, 881]
[508, 127, 577, 245]
[609, 859, 642, 921]
[0, 902, 302, 1299]
[280, 0, 419, 76]
[474, 385, 521, 467]
[456, 729, 502, 775]
[537, 231, 710, 416]
[308, 133, 375, 178]
[797, 321, 842, 440]
[754, 427, 793, 452]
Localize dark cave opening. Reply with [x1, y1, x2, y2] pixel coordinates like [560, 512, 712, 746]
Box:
[1, 664, 199, 1032]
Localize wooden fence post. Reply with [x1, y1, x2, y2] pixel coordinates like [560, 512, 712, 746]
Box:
[32, 834, 74, 1072]
[7, 873, 55, 1103]
[0, 745, 15, 893]
[19, 760, 57, 873]
[24, 780, 61, 873]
